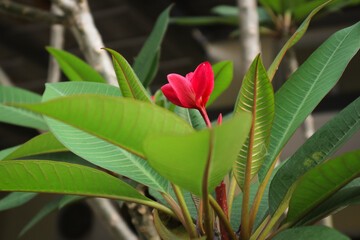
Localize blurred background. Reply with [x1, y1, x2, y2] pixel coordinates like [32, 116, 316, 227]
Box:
[0, 0, 359, 239]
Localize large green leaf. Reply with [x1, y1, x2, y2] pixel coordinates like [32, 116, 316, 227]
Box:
[105, 48, 152, 102]
[206, 61, 233, 107]
[0, 160, 152, 202]
[233, 55, 274, 190]
[295, 178, 360, 226]
[15, 95, 194, 157]
[144, 112, 252, 197]
[259, 22, 360, 182]
[46, 47, 106, 83]
[0, 85, 48, 130]
[133, 5, 172, 87]
[269, 97, 360, 214]
[174, 107, 206, 130]
[1, 132, 66, 161]
[0, 192, 37, 211]
[267, 1, 330, 81]
[39, 82, 170, 192]
[284, 149, 360, 225]
[273, 226, 349, 240]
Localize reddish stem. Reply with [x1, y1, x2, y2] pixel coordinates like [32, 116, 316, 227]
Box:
[215, 180, 229, 240]
[199, 107, 212, 128]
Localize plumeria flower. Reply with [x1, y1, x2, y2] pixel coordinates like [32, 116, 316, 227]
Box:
[161, 61, 214, 127]
[161, 61, 214, 111]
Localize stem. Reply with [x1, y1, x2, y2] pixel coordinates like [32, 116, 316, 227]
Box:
[227, 175, 238, 220]
[199, 107, 212, 128]
[209, 196, 237, 240]
[215, 181, 229, 240]
[249, 215, 270, 240]
[248, 155, 278, 233]
[160, 192, 186, 224]
[172, 184, 197, 238]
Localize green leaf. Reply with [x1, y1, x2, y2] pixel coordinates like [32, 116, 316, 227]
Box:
[174, 107, 206, 130]
[0, 160, 152, 202]
[14, 95, 194, 158]
[273, 226, 349, 240]
[104, 48, 152, 102]
[1, 132, 66, 161]
[20, 194, 81, 237]
[295, 178, 360, 226]
[46, 47, 106, 83]
[0, 85, 48, 130]
[285, 149, 360, 225]
[269, 97, 360, 214]
[58, 195, 84, 209]
[0, 146, 19, 161]
[267, 1, 330, 81]
[142, 50, 161, 87]
[259, 0, 282, 14]
[260, 22, 360, 182]
[40, 82, 170, 192]
[233, 55, 274, 190]
[144, 112, 252, 197]
[206, 61, 233, 107]
[0, 192, 37, 211]
[133, 5, 172, 86]
[211, 5, 238, 16]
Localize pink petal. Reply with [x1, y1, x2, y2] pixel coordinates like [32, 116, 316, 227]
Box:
[167, 74, 196, 108]
[191, 62, 214, 106]
[161, 84, 183, 107]
[186, 72, 194, 80]
[217, 113, 223, 125]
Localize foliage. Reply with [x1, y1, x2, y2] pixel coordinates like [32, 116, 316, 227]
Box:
[0, 4, 359, 240]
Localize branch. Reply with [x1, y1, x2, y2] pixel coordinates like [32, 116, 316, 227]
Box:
[47, 4, 65, 83]
[0, 1, 65, 25]
[0, 66, 14, 86]
[237, 0, 261, 75]
[86, 198, 138, 240]
[53, 0, 118, 86]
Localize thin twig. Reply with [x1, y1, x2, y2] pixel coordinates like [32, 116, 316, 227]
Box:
[0, 1, 65, 25]
[47, 4, 65, 83]
[0, 66, 14, 86]
[86, 198, 138, 240]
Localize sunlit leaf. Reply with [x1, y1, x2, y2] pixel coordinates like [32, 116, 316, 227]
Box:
[40, 82, 170, 192]
[105, 48, 152, 102]
[285, 149, 360, 225]
[259, 21, 360, 182]
[269, 97, 360, 214]
[144, 112, 252, 197]
[1, 132, 66, 161]
[0, 85, 48, 130]
[46, 47, 106, 83]
[233, 55, 274, 190]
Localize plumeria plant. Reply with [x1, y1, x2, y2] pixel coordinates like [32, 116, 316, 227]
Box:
[0, 3, 359, 240]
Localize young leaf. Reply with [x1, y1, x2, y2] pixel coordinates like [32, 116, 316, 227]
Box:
[259, 21, 360, 182]
[41, 82, 169, 192]
[144, 112, 252, 197]
[233, 54, 274, 190]
[269, 97, 360, 214]
[273, 226, 350, 240]
[267, 1, 331, 81]
[133, 5, 172, 87]
[0, 192, 37, 211]
[284, 149, 360, 225]
[20, 194, 83, 237]
[1, 132, 67, 161]
[0, 85, 48, 130]
[153, 210, 192, 240]
[46, 47, 106, 83]
[206, 61, 233, 107]
[0, 160, 152, 203]
[104, 48, 152, 102]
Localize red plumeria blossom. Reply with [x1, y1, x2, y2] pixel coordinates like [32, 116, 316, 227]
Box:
[161, 61, 214, 111]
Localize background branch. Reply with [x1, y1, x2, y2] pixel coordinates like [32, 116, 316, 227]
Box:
[0, 1, 65, 25]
